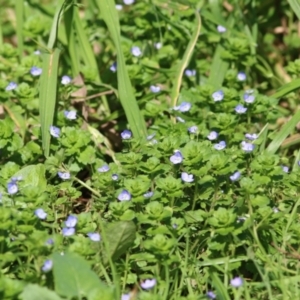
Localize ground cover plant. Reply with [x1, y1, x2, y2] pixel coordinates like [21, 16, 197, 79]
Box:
[1, 0, 300, 299]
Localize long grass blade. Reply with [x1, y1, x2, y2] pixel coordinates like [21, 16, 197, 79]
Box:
[96, 0, 147, 139]
[170, 10, 201, 107]
[15, 0, 24, 59]
[272, 78, 300, 99]
[287, 0, 300, 20]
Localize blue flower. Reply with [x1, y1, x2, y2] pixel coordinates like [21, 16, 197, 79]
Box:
[118, 190, 131, 201]
[217, 25, 226, 33]
[150, 85, 160, 93]
[188, 126, 198, 134]
[184, 69, 196, 77]
[144, 191, 154, 198]
[181, 172, 194, 183]
[170, 150, 183, 164]
[62, 227, 75, 237]
[121, 294, 131, 300]
[7, 180, 18, 195]
[207, 131, 218, 140]
[206, 291, 217, 299]
[243, 92, 255, 103]
[87, 232, 101, 242]
[282, 166, 289, 173]
[45, 238, 54, 245]
[34, 50, 41, 55]
[5, 81, 17, 91]
[154, 42, 162, 49]
[237, 72, 246, 81]
[212, 90, 224, 102]
[50, 126, 60, 138]
[131, 46, 142, 57]
[41, 259, 53, 272]
[64, 110, 77, 120]
[35, 208, 47, 220]
[140, 279, 157, 290]
[230, 276, 243, 288]
[65, 215, 77, 228]
[173, 102, 191, 112]
[110, 62, 117, 72]
[214, 141, 226, 150]
[230, 171, 241, 182]
[98, 165, 110, 173]
[61, 75, 72, 85]
[235, 104, 247, 114]
[272, 207, 279, 213]
[176, 116, 185, 123]
[58, 171, 70, 180]
[112, 174, 119, 181]
[30, 66, 42, 76]
[241, 141, 254, 152]
[123, 0, 135, 4]
[245, 133, 258, 140]
[121, 130, 132, 140]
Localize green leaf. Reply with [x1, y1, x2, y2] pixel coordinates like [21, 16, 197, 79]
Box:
[52, 252, 112, 299]
[20, 284, 62, 300]
[272, 78, 300, 99]
[288, 0, 300, 20]
[104, 221, 136, 263]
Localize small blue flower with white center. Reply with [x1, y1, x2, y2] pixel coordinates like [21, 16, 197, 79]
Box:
[184, 69, 196, 77]
[150, 85, 161, 93]
[154, 42, 162, 49]
[131, 46, 142, 57]
[272, 207, 279, 213]
[230, 277, 243, 288]
[170, 150, 183, 164]
[144, 191, 154, 198]
[87, 232, 101, 242]
[207, 131, 218, 140]
[42, 259, 53, 272]
[112, 174, 119, 181]
[245, 133, 258, 140]
[230, 171, 241, 182]
[64, 110, 77, 120]
[115, 4, 123, 10]
[174, 102, 191, 113]
[62, 227, 75, 237]
[61, 75, 72, 85]
[46, 238, 54, 245]
[121, 294, 131, 300]
[176, 116, 185, 123]
[206, 291, 217, 299]
[123, 0, 134, 4]
[110, 62, 117, 72]
[35, 208, 47, 220]
[118, 190, 131, 201]
[214, 141, 226, 150]
[58, 171, 70, 180]
[237, 72, 246, 81]
[282, 166, 289, 173]
[217, 25, 226, 33]
[235, 104, 247, 114]
[212, 90, 224, 102]
[65, 215, 77, 228]
[34, 50, 41, 55]
[241, 141, 255, 152]
[98, 165, 110, 173]
[243, 92, 255, 103]
[188, 126, 198, 134]
[50, 126, 60, 138]
[141, 279, 157, 290]
[30, 66, 42, 76]
[121, 129, 132, 140]
[147, 133, 156, 140]
[7, 180, 18, 195]
[181, 172, 194, 183]
[5, 81, 17, 91]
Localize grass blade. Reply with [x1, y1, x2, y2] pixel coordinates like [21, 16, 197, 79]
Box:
[272, 78, 300, 99]
[15, 0, 24, 59]
[96, 0, 147, 139]
[265, 110, 300, 154]
[210, 271, 231, 300]
[39, 49, 61, 157]
[288, 0, 300, 20]
[170, 10, 201, 107]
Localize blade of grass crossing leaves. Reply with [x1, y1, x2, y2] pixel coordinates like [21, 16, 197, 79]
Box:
[39, 49, 61, 157]
[266, 110, 300, 154]
[170, 10, 201, 107]
[288, 0, 300, 20]
[210, 272, 231, 300]
[96, 0, 147, 139]
[15, 0, 24, 59]
[272, 78, 300, 99]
